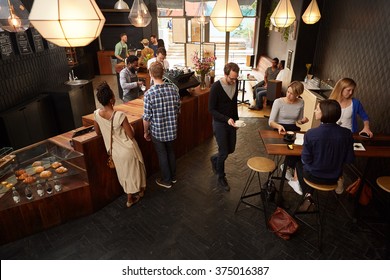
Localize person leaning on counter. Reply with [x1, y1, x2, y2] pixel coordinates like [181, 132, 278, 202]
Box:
[120, 55, 144, 103]
[115, 33, 128, 63]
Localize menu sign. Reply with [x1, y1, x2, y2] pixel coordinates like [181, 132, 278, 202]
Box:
[16, 31, 33, 55]
[30, 28, 44, 52]
[0, 32, 15, 60]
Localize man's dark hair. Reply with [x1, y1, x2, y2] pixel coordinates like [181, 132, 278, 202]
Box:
[319, 99, 341, 123]
[272, 57, 279, 64]
[223, 62, 240, 76]
[156, 47, 167, 56]
[126, 55, 138, 65]
[120, 33, 126, 38]
[280, 60, 285, 68]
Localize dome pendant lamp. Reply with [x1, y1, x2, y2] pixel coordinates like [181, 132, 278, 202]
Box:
[302, 0, 321, 24]
[270, 0, 296, 28]
[210, 0, 243, 32]
[114, 0, 129, 10]
[29, 0, 105, 47]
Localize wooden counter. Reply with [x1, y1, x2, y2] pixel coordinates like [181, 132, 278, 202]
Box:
[0, 86, 212, 245]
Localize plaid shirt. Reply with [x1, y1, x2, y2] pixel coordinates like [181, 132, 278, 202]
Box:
[143, 83, 181, 142]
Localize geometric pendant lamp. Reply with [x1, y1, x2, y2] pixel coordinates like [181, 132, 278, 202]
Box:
[0, 0, 30, 32]
[270, 0, 296, 28]
[210, 0, 243, 32]
[302, 0, 321, 24]
[128, 0, 152, 27]
[29, 0, 105, 47]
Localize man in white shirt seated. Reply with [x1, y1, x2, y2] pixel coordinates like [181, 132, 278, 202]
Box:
[249, 60, 285, 110]
[147, 47, 170, 70]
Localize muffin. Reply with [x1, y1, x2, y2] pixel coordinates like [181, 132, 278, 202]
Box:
[23, 176, 36, 184]
[18, 173, 29, 180]
[15, 169, 26, 176]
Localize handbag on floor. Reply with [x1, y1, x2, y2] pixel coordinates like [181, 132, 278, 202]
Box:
[107, 111, 116, 169]
[346, 177, 372, 205]
[268, 207, 299, 240]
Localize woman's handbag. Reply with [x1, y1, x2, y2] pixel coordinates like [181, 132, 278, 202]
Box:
[268, 207, 299, 240]
[346, 177, 372, 205]
[107, 111, 116, 169]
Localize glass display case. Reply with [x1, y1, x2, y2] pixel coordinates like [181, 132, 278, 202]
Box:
[0, 140, 86, 204]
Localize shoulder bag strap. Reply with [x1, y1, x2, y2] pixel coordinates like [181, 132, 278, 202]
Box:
[109, 111, 116, 155]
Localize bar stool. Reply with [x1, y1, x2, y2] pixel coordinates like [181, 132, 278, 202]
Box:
[235, 157, 276, 223]
[294, 178, 337, 251]
[376, 176, 390, 258]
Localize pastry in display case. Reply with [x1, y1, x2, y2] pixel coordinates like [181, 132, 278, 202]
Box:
[0, 140, 86, 202]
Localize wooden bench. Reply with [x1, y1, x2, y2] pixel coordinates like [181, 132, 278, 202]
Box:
[250, 55, 282, 102]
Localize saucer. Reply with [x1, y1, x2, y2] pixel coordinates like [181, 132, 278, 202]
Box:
[236, 122, 246, 128]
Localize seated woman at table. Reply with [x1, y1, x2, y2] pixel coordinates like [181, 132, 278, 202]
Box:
[288, 99, 355, 196]
[268, 81, 309, 133]
[329, 77, 373, 137]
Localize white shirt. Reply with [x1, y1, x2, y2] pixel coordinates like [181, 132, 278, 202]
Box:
[276, 69, 285, 81]
[147, 58, 170, 70]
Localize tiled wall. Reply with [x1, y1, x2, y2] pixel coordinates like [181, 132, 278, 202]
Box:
[0, 48, 68, 112]
[314, 0, 390, 134]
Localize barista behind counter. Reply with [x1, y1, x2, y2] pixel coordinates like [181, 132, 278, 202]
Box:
[115, 61, 151, 101]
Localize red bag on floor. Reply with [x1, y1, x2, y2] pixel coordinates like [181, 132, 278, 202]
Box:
[346, 177, 372, 205]
[268, 207, 299, 240]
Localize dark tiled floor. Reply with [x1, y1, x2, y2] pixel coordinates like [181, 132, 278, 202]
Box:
[0, 118, 388, 259]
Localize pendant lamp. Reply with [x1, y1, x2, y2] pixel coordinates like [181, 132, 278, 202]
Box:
[114, 0, 129, 10]
[0, 0, 30, 32]
[210, 0, 243, 32]
[302, 0, 321, 24]
[270, 0, 296, 28]
[196, 0, 209, 25]
[29, 0, 105, 47]
[128, 0, 152, 27]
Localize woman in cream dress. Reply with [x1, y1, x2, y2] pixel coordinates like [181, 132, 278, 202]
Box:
[94, 82, 146, 207]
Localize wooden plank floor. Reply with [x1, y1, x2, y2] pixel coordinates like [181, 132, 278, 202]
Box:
[0, 116, 387, 260]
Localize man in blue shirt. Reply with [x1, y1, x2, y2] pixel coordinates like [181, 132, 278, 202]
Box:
[143, 62, 181, 188]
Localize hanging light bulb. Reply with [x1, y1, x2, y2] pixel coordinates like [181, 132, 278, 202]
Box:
[29, 0, 105, 47]
[302, 0, 321, 24]
[0, 0, 30, 32]
[196, 0, 210, 25]
[114, 0, 129, 10]
[128, 0, 152, 27]
[210, 0, 243, 32]
[270, 0, 296, 28]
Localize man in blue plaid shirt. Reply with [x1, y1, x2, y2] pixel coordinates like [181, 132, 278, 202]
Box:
[143, 62, 181, 188]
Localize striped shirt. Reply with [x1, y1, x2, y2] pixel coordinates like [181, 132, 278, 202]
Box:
[142, 83, 181, 142]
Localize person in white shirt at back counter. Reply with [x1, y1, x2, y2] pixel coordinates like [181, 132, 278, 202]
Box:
[147, 47, 170, 70]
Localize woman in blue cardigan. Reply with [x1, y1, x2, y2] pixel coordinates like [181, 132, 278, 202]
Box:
[329, 78, 373, 137]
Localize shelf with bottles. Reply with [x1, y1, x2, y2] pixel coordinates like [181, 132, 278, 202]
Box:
[0, 140, 86, 206]
[65, 47, 78, 66]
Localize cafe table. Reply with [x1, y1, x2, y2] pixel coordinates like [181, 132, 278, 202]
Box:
[237, 75, 257, 105]
[259, 129, 390, 218]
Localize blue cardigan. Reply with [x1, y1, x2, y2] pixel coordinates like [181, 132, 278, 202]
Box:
[351, 98, 369, 133]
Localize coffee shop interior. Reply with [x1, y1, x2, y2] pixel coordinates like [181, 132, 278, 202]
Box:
[0, 0, 389, 260]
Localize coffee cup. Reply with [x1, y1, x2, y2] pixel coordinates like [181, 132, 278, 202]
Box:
[286, 131, 295, 140]
[235, 120, 245, 127]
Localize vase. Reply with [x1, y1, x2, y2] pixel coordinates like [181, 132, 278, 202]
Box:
[199, 72, 207, 90]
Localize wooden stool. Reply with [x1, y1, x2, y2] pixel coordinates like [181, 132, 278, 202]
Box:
[376, 176, 390, 193]
[235, 157, 276, 222]
[294, 178, 337, 251]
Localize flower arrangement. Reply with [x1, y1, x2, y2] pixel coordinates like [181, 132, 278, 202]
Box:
[192, 51, 216, 75]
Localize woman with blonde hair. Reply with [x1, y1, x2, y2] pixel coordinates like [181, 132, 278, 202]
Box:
[329, 78, 373, 137]
[139, 38, 154, 68]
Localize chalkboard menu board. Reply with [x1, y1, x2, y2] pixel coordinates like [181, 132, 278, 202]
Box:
[16, 31, 33, 55]
[0, 32, 15, 60]
[29, 28, 44, 52]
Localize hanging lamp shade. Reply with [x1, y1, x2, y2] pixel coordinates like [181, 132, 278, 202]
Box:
[28, 0, 105, 47]
[114, 0, 129, 9]
[270, 0, 296, 28]
[196, 0, 210, 25]
[210, 0, 243, 32]
[0, 0, 30, 32]
[128, 0, 152, 27]
[302, 0, 321, 24]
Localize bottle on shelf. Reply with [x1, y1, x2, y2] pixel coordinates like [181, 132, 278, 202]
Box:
[12, 187, 21, 203]
[53, 176, 62, 192]
[36, 180, 44, 197]
[25, 185, 33, 200]
[45, 180, 53, 194]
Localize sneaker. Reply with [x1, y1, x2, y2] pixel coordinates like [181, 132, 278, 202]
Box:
[335, 177, 344, 194]
[288, 180, 303, 195]
[155, 178, 172, 189]
[172, 178, 177, 184]
[210, 157, 217, 174]
[218, 176, 230, 191]
[280, 164, 293, 181]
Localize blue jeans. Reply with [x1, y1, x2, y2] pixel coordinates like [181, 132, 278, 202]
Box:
[211, 121, 237, 178]
[255, 88, 267, 109]
[152, 136, 176, 183]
